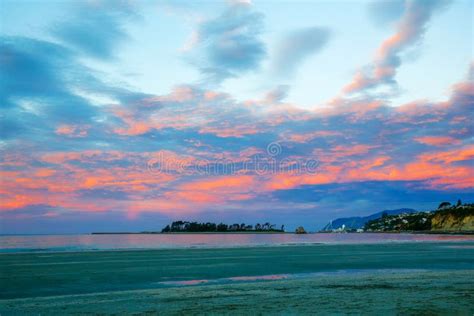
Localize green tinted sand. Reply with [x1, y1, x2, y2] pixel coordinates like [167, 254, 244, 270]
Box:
[1, 243, 473, 314]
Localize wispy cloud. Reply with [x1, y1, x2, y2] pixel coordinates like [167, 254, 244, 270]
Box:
[187, 1, 266, 83]
[271, 26, 331, 78]
[344, 0, 451, 94]
[264, 85, 291, 103]
[51, 0, 138, 60]
[367, 0, 406, 26]
[0, 36, 99, 141]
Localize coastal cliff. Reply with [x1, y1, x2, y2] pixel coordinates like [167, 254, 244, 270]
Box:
[431, 208, 474, 232]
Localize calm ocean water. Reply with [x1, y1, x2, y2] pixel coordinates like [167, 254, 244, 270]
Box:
[0, 233, 473, 253]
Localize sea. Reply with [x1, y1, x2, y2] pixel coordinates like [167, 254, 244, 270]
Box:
[1, 232, 473, 253]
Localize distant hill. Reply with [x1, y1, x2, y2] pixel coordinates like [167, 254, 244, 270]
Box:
[322, 208, 417, 231]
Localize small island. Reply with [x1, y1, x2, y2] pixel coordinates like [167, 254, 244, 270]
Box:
[161, 221, 285, 233]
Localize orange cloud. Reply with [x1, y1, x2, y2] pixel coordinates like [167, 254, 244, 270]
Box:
[286, 130, 342, 143]
[415, 136, 461, 146]
[181, 175, 254, 192]
[198, 126, 260, 138]
[417, 146, 474, 164]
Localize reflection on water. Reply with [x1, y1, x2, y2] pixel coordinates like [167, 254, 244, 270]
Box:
[229, 274, 290, 281]
[158, 274, 290, 287]
[0, 233, 472, 253]
[157, 269, 430, 288]
[160, 279, 210, 286]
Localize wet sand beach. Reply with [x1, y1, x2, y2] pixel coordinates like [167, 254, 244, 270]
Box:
[1, 242, 473, 314]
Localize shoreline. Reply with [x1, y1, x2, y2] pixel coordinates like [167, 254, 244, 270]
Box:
[354, 230, 474, 235]
[2, 231, 472, 236]
[90, 230, 474, 235]
[1, 239, 473, 255]
[91, 231, 288, 235]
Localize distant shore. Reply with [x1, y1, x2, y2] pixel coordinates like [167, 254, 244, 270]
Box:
[91, 231, 290, 235]
[346, 230, 474, 235]
[90, 231, 474, 235]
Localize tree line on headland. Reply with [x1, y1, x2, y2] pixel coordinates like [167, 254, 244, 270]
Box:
[161, 221, 285, 233]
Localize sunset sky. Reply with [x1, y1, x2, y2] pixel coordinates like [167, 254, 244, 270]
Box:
[1, 0, 473, 233]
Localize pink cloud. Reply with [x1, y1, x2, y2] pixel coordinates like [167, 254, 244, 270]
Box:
[343, 1, 447, 94]
[55, 124, 89, 137]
